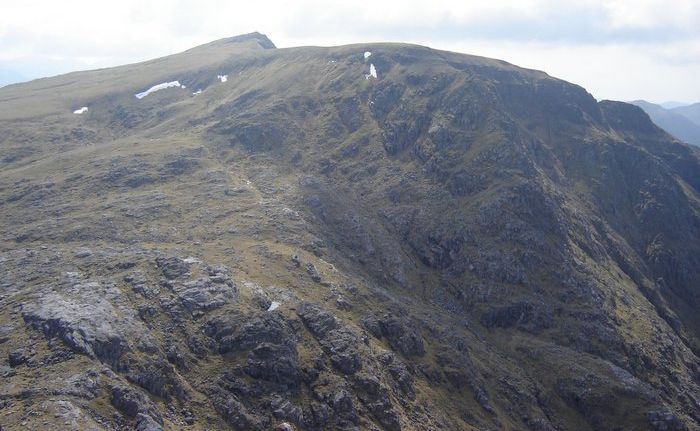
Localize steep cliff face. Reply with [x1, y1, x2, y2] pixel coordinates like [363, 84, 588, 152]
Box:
[0, 34, 698, 431]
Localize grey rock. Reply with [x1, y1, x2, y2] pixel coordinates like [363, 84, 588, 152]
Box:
[298, 303, 362, 374]
[175, 277, 236, 312]
[368, 314, 425, 357]
[306, 263, 322, 283]
[124, 358, 187, 401]
[8, 348, 32, 367]
[270, 395, 303, 424]
[354, 374, 401, 431]
[648, 410, 687, 431]
[155, 257, 190, 279]
[21, 286, 143, 367]
[135, 413, 164, 431]
[215, 395, 257, 430]
[74, 248, 92, 258]
[336, 296, 352, 310]
[110, 384, 163, 427]
[297, 303, 339, 337]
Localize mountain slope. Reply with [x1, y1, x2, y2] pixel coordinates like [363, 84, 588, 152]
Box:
[630, 100, 700, 146]
[673, 102, 700, 128]
[1, 33, 699, 431]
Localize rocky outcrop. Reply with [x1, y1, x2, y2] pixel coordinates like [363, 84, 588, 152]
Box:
[298, 303, 363, 374]
[110, 384, 163, 429]
[21, 286, 142, 367]
[363, 314, 425, 357]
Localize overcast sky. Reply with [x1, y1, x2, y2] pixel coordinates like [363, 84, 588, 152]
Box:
[1, 0, 699, 103]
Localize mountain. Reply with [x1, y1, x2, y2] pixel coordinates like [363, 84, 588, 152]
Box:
[673, 102, 700, 128]
[630, 100, 700, 146]
[1, 32, 699, 431]
[0, 68, 26, 87]
[660, 101, 690, 110]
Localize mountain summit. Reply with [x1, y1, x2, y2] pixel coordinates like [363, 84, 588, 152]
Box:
[1, 34, 699, 431]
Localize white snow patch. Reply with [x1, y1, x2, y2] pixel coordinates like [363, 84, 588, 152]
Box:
[183, 257, 201, 264]
[217, 74, 228, 83]
[267, 301, 281, 311]
[192, 89, 202, 96]
[364, 51, 372, 59]
[365, 64, 377, 79]
[73, 107, 88, 114]
[134, 81, 183, 99]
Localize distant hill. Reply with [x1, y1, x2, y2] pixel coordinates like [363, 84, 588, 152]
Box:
[0, 69, 26, 87]
[660, 101, 690, 109]
[630, 100, 700, 146]
[672, 102, 700, 128]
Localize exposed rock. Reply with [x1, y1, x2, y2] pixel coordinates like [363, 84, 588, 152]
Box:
[155, 256, 191, 279]
[380, 352, 415, 397]
[207, 312, 301, 387]
[214, 394, 258, 430]
[354, 374, 401, 431]
[298, 303, 362, 374]
[270, 396, 303, 424]
[8, 348, 33, 367]
[648, 410, 687, 431]
[297, 302, 339, 337]
[173, 277, 236, 312]
[21, 286, 142, 367]
[274, 422, 295, 431]
[110, 384, 163, 428]
[365, 314, 425, 357]
[306, 263, 322, 283]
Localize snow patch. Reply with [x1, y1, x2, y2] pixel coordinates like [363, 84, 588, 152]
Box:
[183, 257, 201, 264]
[135, 81, 183, 99]
[217, 74, 228, 83]
[364, 51, 372, 59]
[365, 64, 377, 79]
[267, 301, 281, 311]
[73, 107, 88, 114]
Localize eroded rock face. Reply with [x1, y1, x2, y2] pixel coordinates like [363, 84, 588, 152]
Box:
[21, 285, 142, 367]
